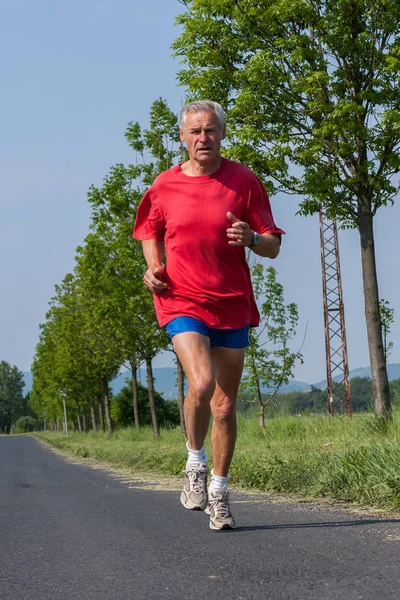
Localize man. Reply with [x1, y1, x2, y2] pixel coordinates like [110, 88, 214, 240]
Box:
[134, 100, 283, 530]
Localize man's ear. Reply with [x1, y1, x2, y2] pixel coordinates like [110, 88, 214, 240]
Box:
[221, 125, 227, 140]
[179, 127, 185, 143]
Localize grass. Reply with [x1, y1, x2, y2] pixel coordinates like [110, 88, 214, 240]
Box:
[35, 410, 400, 511]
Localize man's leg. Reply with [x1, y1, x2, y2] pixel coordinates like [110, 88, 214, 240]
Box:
[172, 331, 215, 510]
[206, 346, 245, 530]
[210, 346, 245, 476]
[172, 331, 215, 450]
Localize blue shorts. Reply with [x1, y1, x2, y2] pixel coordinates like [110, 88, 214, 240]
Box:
[164, 316, 250, 349]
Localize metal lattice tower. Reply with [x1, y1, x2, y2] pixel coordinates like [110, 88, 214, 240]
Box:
[319, 210, 352, 417]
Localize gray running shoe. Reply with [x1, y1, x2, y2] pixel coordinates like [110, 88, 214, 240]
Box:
[205, 489, 235, 530]
[180, 462, 208, 511]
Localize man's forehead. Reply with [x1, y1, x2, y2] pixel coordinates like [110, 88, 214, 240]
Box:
[185, 110, 220, 127]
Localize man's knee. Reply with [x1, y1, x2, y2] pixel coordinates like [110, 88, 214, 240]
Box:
[212, 394, 236, 424]
[188, 376, 215, 403]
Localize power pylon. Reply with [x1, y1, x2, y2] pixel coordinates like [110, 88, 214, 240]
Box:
[319, 210, 352, 417]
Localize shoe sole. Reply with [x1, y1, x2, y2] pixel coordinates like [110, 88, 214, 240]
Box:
[209, 520, 235, 531]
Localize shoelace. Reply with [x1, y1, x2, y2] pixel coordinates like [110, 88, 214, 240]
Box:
[186, 466, 207, 494]
[210, 493, 230, 518]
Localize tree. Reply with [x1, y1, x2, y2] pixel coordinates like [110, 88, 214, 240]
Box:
[380, 299, 394, 363]
[31, 273, 110, 434]
[111, 381, 180, 428]
[86, 98, 182, 438]
[0, 361, 25, 433]
[14, 416, 38, 433]
[390, 378, 400, 408]
[31, 99, 181, 438]
[174, 0, 400, 419]
[240, 265, 303, 433]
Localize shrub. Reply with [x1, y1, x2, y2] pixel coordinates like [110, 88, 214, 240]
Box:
[14, 416, 38, 433]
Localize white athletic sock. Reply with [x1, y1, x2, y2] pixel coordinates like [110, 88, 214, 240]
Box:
[186, 440, 207, 466]
[209, 469, 230, 494]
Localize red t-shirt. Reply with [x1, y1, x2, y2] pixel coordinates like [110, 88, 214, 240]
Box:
[133, 158, 284, 328]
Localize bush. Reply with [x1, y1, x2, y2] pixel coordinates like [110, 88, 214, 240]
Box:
[111, 380, 180, 428]
[14, 416, 38, 433]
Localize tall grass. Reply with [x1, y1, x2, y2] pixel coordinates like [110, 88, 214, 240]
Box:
[36, 410, 400, 511]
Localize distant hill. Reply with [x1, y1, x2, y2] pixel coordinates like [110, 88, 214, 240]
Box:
[311, 363, 400, 390]
[23, 363, 400, 398]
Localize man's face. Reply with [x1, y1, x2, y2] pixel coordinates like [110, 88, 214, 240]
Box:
[179, 110, 226, 166]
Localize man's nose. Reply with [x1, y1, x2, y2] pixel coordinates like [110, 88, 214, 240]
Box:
[198, 130, 208, 143]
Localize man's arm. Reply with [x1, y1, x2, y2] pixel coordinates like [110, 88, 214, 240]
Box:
[142, 239, 168, 293]
[226, 212, 280, 259]
[250, 233, 280, 259]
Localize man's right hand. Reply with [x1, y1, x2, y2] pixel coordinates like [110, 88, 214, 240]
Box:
[144, 264, 168, 294]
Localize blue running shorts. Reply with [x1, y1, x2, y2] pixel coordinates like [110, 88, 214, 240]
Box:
[165, 316, 250, 349]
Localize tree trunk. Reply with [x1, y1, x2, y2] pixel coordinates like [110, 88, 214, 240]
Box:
[90, 396, 97, 432]
[146, 358, 159, 438]
[82, 408, 87, 433]
[176, 357, 186, 435]
[358, 205, 391, 418]
[56, 418, 61, 432]
[103, 379, 113, 436]
[98, 400, 104, 432]
[76, 401, 82, 433]
[256, 382, 267, 436]
[258, 405, 267, 435]
[250, 351, 267, 434]
[129, 358, 140, 429]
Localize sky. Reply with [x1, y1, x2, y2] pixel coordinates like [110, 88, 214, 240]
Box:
[1, 0, 399, 384]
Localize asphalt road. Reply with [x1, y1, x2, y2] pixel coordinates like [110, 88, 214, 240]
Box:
[1, 436, 400, 600]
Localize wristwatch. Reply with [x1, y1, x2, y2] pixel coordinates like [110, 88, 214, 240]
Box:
[249, 231, 261, 247]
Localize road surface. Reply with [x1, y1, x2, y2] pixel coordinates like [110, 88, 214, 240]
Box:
[1, 436, 400, 599]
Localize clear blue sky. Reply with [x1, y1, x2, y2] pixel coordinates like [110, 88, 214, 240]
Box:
[1, 0, 399, 384]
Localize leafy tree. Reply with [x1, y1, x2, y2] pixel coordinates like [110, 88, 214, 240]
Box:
[31, 99, 181, 439]
[31, 273, 109, 434]
[174, 0, 400, 419]
[111, 380, 180, 428]
[240, 265, 303, 433]
[0, 361, 25, 433]
[86, 99, 183, 437]
[349, 376, 374, 411]
[380, 299, 394, 363]
[389, 378, 400, 408]
[14, 416, 38, 433]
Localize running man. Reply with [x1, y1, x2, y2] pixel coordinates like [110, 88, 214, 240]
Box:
[133, 100, 284, 530]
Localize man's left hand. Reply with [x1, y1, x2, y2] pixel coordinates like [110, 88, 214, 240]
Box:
[226, 212, 252, 247]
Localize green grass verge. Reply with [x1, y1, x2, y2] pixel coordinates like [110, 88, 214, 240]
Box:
[35, 410, 400, 511]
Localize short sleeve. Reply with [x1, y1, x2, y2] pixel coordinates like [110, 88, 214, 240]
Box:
[133, 188, 166, 241]
[246, 177, 285, 242]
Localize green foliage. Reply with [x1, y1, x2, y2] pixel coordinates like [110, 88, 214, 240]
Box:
[390, 378, 400, 407]
[14, 416, 38, 433]
[174, 0, 399, 416]
[31, 99, 181, 431]
[0, 361, 25, 433]
[239, 376, 374, 416]
[241, 265, 302, 425]
[111, 380, 180, 428]
[380, 298, 395, 362]
[174, 0, 400, 221]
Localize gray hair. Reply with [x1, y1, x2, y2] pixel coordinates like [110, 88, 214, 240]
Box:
[179, 100, 226, 131]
